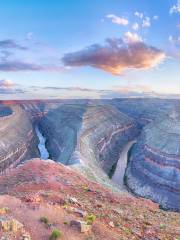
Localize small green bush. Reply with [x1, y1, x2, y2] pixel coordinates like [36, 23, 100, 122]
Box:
[49, 229, 62, 240]
[86, 214, 96, 225]
[40, 216, 49, 224]
[160, 224, 166, 229]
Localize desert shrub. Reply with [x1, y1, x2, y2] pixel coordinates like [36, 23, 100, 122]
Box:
[40, 216, 49, 224]
[86, 214, 96, 225]
[49, 229, 62, 239]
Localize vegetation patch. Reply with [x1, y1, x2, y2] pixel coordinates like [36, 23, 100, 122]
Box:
[49, 229, 62, 239]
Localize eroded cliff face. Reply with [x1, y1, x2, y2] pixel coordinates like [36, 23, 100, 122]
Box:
[0, 105, 39, 172]
[39, 104, 139, 186]
[125, 117, 180, 211]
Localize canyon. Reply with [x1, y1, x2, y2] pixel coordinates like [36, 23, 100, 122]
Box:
[0, 104, 39, 173]
[0, 99, 180, 214]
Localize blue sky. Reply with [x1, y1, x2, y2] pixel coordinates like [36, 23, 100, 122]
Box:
[0, 0, 179, 99]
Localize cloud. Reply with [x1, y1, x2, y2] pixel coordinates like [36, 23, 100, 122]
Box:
[153, 15, 159, 20]
[0, 88, 25, 95]
[62, 37, 165, 75]
[0, 79, 26, 95]
[0, 79, 13, 88]
[26, 32, 34, 40]
[0, 38, 66, 72]
[169, 35, 180, 45]
[0, 61, 44, 71]
[0, 60, 65, 72]
[0, 39, 27, 50]
[112, 84, 153, 94]
[43, 86, 95, 92]
[106, 14, 128, 26]
[132, 23, 139, 31]
[170, 0, 180, 14]
[134, 11, 144, 19]
[142, 17, 151, 28]
[168, 35, 180, 59]
[124, 31, 142, 43]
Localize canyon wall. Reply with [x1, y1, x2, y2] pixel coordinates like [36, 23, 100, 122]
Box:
[39, 103, 139, 186]
[0, 104, 39, 173]
[125, 117, 180, 211]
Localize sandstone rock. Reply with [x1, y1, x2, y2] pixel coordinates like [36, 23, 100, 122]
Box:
[68, 197, 79, 205]
[69, 207, 87, 217]
[108, 221, 115, 228]
[0, 217, 23, 232]
[70, 220, 91, 233]
[0, 208, 9, 215]
[21, 233, 31, 240]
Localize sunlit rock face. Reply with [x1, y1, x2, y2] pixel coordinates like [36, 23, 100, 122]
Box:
[39, 103, 139, 184]
[125, 117, 180, 211]
[0, 105, 39, 172]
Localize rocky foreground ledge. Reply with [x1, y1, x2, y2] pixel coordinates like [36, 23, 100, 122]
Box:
[0, 159, 179, 240]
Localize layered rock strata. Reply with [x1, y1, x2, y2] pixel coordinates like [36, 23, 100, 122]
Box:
[39, 104, 139, 186]
[0, 105, 39, 173]
[125, 117, 180, 211]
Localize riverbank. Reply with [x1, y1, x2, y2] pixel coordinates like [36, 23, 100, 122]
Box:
[112, 140, 136, 191]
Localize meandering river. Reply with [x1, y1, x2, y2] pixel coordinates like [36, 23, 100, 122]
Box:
[112, 140, 136, 190]
[35, 125, 49, 160]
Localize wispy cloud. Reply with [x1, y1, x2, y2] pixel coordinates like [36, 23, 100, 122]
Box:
[170, 0, 180, 14]
[124, 31, 142, 43]
[0, 39, 27, 50]
[0, 60, 65, 72]
[0, 79, 13, 88]
[142, 17, 151, 28]
[134, 11, 144, 19]
[153, 15, 159, 20]
[62, 36, 165, 75]
[0, 79, 26, 95]
[106, 14, 129, 26]
[132, 22, 139, 31]
[168, 35, 180, 59]
[43, 86, 95, 92]
[0, 38, 66, 72]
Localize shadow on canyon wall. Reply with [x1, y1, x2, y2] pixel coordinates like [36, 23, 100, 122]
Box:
[38, 103, 88, 165]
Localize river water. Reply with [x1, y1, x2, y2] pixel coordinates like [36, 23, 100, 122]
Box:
[35, 125, 49, 160]
[112, 140, 136, 190]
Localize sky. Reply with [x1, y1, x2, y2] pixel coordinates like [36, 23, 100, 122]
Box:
[0, 0, 180, 99]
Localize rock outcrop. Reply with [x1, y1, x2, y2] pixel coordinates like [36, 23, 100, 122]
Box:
[125, 117, 180, 211]
[0, 159, 179, 240]
[0, 105, 39, 173]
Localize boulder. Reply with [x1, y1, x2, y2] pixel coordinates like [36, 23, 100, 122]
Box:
[70, 220, 91, 233]
[21, 233, 31, 240]
[68, 207, 87, 217]
[0, 208, 9, 215]
[108, 221, 115, 228]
